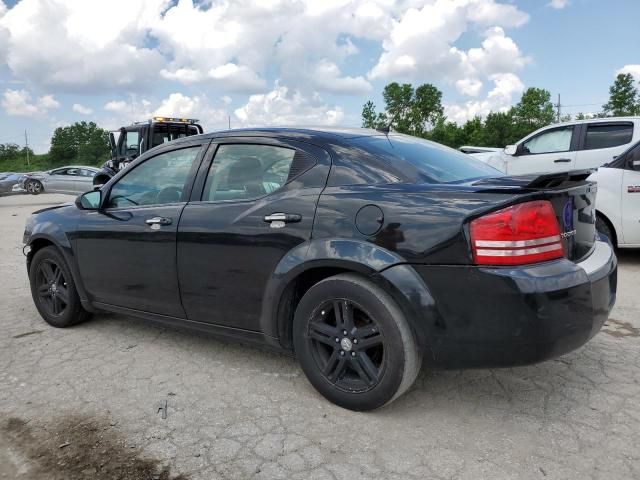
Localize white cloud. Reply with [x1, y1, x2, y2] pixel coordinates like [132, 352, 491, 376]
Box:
[445, 73, 524, 124]
[155, 92, 228, 126]
[0, 0, 535, 129]
[234, 85, 344, 127]
[548, 0, 570, 9]
[102, 93, 229, 130]
[0, 0, 165, 92]
[1, 89, 60, 117]
[368, 0, 529, 91]
[617, 64, 640, 83]
[465, 27, 529, 77]
[456, 78, 483, 97]
[72, 103, 94, 115]
[310, 60, 372, 95]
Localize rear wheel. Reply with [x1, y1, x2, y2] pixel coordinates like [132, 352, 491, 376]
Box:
[29, 246, 91, 328]
[26, 180, 43, 195]
[293, 273, 421, 411]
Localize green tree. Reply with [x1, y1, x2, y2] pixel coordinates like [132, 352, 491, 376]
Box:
[483, 111, 516, 147]
[510, 87, 555, 139]
[0, 143, 22, 161]
[412, 83, 444, 134]
[381, 82, 415, 133]
[361, 100, 388, 129]
[428, 118, 465, 148]
[460, 116, 485, 146]
[362, 82, 444, 136]
[49, 121, 110, 167]
[603, 73, 639, 116]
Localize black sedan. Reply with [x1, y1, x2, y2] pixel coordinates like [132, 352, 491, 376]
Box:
[23, 128, 617, 411]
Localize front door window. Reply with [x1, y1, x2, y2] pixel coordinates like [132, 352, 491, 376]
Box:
[107, 146, 201, 208]
[522, 127, 573, 154]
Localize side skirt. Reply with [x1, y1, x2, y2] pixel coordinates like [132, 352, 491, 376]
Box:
[92, 302, 287, 354]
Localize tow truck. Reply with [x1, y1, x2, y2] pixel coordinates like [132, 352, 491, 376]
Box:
[93, 116, 204, 186]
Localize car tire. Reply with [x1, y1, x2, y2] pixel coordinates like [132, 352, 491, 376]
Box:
[29, 246, 91, 328]
[26, 180, 43, 195]
[293, 273, 421, 411]
[596, 215, 615, 247]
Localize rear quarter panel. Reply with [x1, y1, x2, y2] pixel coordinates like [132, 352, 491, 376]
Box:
[313, 184, 520, 265]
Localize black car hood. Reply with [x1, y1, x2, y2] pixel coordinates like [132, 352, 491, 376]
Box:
[33, 202, 74, 215]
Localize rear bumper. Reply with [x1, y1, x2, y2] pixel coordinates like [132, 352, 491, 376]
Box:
[410, 240, 617, 369]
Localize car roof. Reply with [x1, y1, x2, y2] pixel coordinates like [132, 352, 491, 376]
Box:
[51, 165, 100, 170]
[553, 116, 640, 128]
[167, 126, 389, 147]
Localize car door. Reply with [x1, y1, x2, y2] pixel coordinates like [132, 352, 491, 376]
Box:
[74, 142, 206, 316]
[576, 121, 634, 169]
[621, 143, 640, 245]
[177, 138, 330, 332]
[508, 125, 577, 174]
[44, 168, 69, 193]
[74, 168, 97, 194]
[63, 168, 82, 193]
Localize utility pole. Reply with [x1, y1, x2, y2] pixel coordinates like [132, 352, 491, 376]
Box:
[24, 130, 30, 167]
[556, 94, 561, 123]
[228, 115, 231, 129]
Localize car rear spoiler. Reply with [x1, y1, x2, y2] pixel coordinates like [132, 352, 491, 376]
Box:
[472, 169, 594, 190]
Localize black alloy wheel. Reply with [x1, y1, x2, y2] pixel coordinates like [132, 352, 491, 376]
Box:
[29, 246, 91, 328]
[307, 299, 385, 392]
[35, 259, 70, 317]
[293, 273, 421, 411]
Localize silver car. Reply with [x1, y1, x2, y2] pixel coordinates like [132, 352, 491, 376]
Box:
[23, 166, 100, 195]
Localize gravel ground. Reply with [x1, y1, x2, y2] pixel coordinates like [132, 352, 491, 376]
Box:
[1, 193, 639, 480]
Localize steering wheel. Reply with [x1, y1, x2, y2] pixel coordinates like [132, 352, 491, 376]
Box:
[155, 186, 182, 204]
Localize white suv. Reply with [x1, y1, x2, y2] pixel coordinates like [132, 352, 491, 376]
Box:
[465, 117, 640, 175]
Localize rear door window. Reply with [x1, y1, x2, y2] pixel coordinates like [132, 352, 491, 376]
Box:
[202, 144, 296, 201]
[584, 123, 633, 150]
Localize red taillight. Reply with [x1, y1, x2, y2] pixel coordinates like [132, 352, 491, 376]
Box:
[470, 200, 564, 266]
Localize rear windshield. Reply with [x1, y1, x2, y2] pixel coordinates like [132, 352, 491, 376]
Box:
[353, 134, 501, 184]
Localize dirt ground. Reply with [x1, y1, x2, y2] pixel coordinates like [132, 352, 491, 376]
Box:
[1, 193, 639, 480]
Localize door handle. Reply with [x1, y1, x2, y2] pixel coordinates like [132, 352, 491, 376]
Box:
[554, 158, 572, 163]
[263, 213, 302, 223]
[145, 216, 172, 226]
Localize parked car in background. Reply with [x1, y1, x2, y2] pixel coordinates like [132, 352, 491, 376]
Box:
[590, 139, 640, 248]
[462, 117, 640, 174]
[23, 128, 616, 411]
[0, 173, 24, 196]
[22, 166, 100, 195]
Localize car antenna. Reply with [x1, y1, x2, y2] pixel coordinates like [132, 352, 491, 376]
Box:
[376, 124, 391, 135]
[376, 123, 394, 147]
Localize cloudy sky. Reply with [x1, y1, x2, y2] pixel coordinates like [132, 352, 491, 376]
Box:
[0, 0, 638, 152]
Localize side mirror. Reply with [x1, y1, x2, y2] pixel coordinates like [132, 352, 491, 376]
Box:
[632, 160, 640, 170]
[504, 144, 517, 156]
[75, 190, 102, 210]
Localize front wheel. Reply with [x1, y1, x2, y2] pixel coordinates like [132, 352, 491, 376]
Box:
[29, 246, 91, 328]
[26, 180, 43, 195]
[293, 273, 421, 411]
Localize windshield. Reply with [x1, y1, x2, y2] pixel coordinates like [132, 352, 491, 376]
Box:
[151, 124, 200, 148]
[354, 134, 501, 184]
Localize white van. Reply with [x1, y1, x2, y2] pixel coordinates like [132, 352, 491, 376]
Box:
[464, 117, 640, 175]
